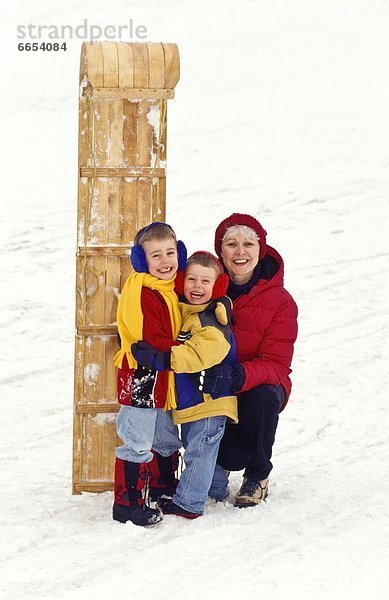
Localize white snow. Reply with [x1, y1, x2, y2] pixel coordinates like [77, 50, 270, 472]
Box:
[1, 1, 389, 599]
[147, 103, 161, 140]
[84, 363, 100, 386]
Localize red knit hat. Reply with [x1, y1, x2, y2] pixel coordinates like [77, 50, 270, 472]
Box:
[214, 213, 267, 261]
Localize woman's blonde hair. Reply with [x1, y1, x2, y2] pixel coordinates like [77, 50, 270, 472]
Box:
[221, 224, 260, 243]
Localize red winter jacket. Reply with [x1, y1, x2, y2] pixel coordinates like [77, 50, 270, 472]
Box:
[231, 246, 298, 410]
[117, 287, 179, 409]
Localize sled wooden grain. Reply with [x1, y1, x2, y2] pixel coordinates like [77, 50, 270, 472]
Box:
[72, 41, 180, 494]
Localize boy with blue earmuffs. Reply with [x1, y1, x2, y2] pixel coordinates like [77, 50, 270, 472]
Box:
[112, 222, 186, 527]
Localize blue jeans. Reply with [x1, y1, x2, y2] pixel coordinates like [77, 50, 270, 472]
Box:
[172, 416, 227, 515]
[115, 405, 181, 463]
[208, 463, 230, 500]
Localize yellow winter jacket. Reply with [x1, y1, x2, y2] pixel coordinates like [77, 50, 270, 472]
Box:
[171, 301, 238, 425]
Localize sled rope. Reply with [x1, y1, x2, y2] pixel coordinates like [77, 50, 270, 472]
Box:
[150, 99, 166, 218]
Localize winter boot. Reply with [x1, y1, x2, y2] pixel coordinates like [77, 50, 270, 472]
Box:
[158, 497, 200, 520]
[148, 450, 180, 502]
[234, 476, 269, 508]
[112, 458, 163, 526]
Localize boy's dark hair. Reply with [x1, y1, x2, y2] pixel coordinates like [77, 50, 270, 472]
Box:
[186, 251, 223, 277]
[134, 223, 177, 247]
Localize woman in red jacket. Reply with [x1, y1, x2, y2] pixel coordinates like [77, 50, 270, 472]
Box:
[204, 213, 298, 507]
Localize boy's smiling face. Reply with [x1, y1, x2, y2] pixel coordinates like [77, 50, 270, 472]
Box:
[143, 237, 178, 280]
[184, 264, 217, 304]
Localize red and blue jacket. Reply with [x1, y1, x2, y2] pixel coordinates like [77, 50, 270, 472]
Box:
[117, 288, 178, 409]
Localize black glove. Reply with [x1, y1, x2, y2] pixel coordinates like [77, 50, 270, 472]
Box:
[198, 363, 245, 396]
[131, 341, 171, 371]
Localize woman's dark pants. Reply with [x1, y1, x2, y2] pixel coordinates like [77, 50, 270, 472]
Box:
[217, 384, 285, 481]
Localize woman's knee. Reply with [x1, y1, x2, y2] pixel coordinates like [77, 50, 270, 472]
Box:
[239, 384, 284, 417]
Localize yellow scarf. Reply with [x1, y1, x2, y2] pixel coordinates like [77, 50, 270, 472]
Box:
[114, 272, 181, 410]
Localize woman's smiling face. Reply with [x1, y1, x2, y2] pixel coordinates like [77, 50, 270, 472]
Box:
[221, 230, 260, 284]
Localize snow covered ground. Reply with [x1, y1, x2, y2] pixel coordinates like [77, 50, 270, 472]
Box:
[1, 1, 389, 598]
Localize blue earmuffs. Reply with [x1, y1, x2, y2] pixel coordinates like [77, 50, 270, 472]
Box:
[130, 222, 187, 273]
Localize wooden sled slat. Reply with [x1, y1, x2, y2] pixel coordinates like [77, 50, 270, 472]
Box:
[80, 167, 166, 178]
